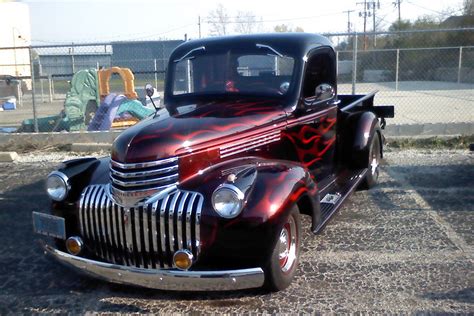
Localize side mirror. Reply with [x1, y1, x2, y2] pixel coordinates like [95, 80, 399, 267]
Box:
[314, 83, 335, 103]
[145, 83, 155, 98]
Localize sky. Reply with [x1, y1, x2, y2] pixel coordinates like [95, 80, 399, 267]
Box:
[20, 0, 466, 45]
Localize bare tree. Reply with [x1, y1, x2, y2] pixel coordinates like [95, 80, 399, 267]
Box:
[274, 24, 304, 32]
[234, 11, 263, 34]
[464, 0, 474, 15]
[207, 4, 230, 36]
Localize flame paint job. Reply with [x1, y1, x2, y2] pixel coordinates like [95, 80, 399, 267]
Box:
[111, 99, 286, 163]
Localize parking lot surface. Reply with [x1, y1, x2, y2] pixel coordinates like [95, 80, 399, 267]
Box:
[0, 148, 472, 313]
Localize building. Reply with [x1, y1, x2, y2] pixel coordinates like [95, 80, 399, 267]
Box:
[0, 2, 31, 78]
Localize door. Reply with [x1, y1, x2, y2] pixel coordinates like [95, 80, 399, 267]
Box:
[283, 47, 338, 182]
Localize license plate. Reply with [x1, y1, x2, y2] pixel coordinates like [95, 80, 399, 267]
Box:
[32, 211, 66, 240]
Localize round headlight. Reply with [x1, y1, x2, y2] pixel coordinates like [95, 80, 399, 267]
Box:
[212, 184, 244, 218]
[46, 171, 69, 201]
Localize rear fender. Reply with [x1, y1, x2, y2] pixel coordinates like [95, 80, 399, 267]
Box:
[341, 111, 382, 167]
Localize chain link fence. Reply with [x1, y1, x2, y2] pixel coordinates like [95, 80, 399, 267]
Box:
[0, 29, 473, 133]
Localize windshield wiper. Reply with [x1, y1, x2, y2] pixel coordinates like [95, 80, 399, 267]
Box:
[173, 46, 206, 63]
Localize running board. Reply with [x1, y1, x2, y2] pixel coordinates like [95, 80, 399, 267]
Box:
[313, 168, 368, 234]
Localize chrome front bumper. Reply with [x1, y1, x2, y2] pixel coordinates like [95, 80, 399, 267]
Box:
[43, 244, 265, 291]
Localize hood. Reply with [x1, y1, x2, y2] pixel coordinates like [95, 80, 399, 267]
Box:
[111, 99, 287, 162]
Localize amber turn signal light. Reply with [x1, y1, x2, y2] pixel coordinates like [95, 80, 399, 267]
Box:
[65, 236, 83, 255]
[173, 250, 194, 270]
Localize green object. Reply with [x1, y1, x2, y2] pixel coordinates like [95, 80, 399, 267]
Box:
[117, 99, 154, 119]
[64, 69, 100, 131]
[19, 115, 69, 133]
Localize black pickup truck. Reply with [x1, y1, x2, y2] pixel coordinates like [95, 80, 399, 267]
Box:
[34, 33, 394, 292]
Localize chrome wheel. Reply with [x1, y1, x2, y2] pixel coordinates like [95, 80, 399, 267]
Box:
[278, 216, 298, 273]
[265, 206, 301, 291]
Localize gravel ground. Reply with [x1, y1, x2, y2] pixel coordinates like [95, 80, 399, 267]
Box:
[0, 148, 472, 314]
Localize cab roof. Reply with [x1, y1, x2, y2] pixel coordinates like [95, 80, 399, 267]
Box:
[169, 33, 334, 61]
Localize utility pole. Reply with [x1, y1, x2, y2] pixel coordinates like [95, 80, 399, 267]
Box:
[198, 15, 202, 38]
[357, 0, 370, 50]
[343, 10, 355, 33]
[372, 1, 380, 47]
[393, 0, 401, 25]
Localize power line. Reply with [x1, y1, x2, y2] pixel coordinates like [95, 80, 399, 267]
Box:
[204, 11, 345, 24]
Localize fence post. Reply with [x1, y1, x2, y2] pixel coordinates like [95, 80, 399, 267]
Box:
[457, 46, 463, 84]
[71, 44, 75, 74]
[38, 59, 44, 103]
[51, 76, 56, 100]
[48, 75, 53, 103]
[336, 51, 339, 78]
[351, 34, 358, 94]
[154, 58, 158, 88]
[395, 49, 400, 91]
[29, 47, 38, 133]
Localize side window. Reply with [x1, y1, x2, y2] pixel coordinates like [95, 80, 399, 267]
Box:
[303, 50, 335, 99]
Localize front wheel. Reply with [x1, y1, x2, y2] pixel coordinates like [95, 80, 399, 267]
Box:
[264, 206, 301, 291]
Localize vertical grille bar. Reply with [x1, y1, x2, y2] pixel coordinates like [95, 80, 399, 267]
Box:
[168, 192, 181, 255]
[150, 201, 161, 268]
[133, 207, 144, 268]
[195, 195, 204, 256]
[105, 198, 116, 263]
[185, 193, 197, 251]
[111, 202, 120, 264]
[160, 194, 171, 268]
[94, 188, 104, 258]
[79, 186, 89, 236]
[176, 192, 189, 250]
[124, 207, 134, 266]
[98, 189, 107, 261]
[143, 204, 151, 268]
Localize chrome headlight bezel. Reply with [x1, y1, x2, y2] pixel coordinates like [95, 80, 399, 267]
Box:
[46, 171, 70, 201]
[211, 184, 245, 219]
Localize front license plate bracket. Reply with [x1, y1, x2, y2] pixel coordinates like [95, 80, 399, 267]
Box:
[32, 211, 66, 240]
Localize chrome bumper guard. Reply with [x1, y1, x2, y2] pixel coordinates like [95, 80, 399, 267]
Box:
[43, 244, 265, 291]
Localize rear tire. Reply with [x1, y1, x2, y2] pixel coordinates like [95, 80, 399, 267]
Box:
[264, 206, 301, 291]
[361, 131, 381, 189]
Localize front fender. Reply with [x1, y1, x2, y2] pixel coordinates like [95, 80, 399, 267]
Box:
[179, 157, 318, 269]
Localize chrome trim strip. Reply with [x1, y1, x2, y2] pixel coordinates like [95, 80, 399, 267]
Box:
[111, 157, 178, 170]
[220, 132, 280, 158]
[110, 173, 178, 188]
[44, 244, 265, 291]
[110, 165, 179, 178]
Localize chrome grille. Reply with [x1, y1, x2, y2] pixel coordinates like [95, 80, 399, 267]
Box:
[79, 184, 203, 269]
[110, 157, 179, 193]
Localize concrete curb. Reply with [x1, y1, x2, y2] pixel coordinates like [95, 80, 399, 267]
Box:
[0, 151, 19, 162]
[70, 143, 112, 152]
[0, 123, 472, 152]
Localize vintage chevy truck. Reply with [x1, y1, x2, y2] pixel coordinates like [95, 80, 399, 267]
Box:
[33, 33, 394, 292]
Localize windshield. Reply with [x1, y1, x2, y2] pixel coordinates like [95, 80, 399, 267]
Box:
[171, 45, 296, 98]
